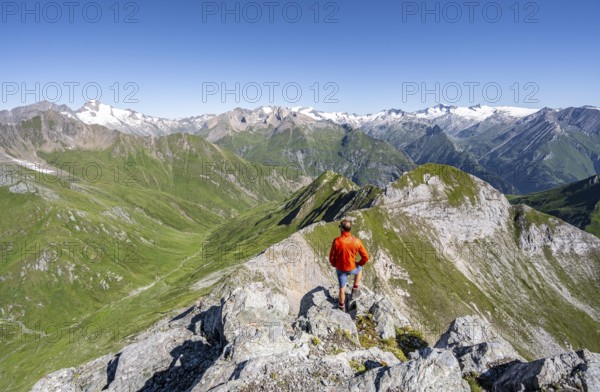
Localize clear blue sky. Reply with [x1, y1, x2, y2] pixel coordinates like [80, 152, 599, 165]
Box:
[2, 0, 599, 118]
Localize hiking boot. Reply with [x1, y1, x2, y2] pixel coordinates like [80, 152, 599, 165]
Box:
[338, 302, 345, 311]
[352, 287, 361, 299]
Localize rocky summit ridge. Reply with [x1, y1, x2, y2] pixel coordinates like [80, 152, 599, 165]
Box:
[31, 275, 600, 391]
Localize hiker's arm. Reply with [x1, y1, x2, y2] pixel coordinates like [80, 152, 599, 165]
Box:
[358, 241, 369, 266]
[329, 240, 336, 267]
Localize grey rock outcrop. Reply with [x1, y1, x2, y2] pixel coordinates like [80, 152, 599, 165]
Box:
[306, 289, 358, 340]
[219, 283, 293, 363]
[8, 181, 36, 193]
[30, 368, 79, 392]
[199, 347, 400, 392]
[455, 342, 523, 376]
[436, 315, 500, 349]
[30, 296, 600, 392]
[491, 349, 600, 392]
[435, 315, 523, 375]
[108, 327, 206, 392]
[343, 285, 409, 340]
[30, 326, 217, 392]
[345, 348, 470, 392]
[31, 279, 406, 392]
[370, 299, 400, 340]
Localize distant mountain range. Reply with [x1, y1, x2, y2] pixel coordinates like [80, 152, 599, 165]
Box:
[1, 101, 599, 193]
[0, 101, 539, 139]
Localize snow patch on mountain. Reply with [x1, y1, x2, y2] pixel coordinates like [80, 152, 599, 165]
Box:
[75, 101, 215, 136]
[75, 100, 186, 137]
[415, 105, 538, 121]
[287, 104, 540, 135]
[414, 104, 456, 120]
[289, 107, 409, 129]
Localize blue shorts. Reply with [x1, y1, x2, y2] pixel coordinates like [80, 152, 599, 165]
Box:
[336, 266, 362, 288]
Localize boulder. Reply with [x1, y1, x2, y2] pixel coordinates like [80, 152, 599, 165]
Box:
[220, 282, 289, 344]
[346, 286, 409, 340]
[455, 342, 523, 375]
[370, 299, 399, 340]
[9, 181, 36, 194]
[194, 347, 400, 392]
[30, 352, 119, 392]
[30, 368, 78, 392]
[306, 289, 358, 340]
[345, 347, 470, 392]
[108, 327, 206, 392]
[436, 315, 523, 374]
[29, 327, 212, 392]
[218, 283, 298, 363]
[436, 315, 504, 349]
[491, 349, 600, 392]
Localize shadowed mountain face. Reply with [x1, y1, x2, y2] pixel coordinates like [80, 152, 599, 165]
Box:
[404, 126, 516, 193]
[461, 107, 600, 193]
[509, 174, 600, 238]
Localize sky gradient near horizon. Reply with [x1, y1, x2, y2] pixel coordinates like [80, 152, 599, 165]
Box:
[2, 0, 599, 118]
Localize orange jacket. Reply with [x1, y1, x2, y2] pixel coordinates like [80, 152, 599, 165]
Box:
[329, 231, 369, 272]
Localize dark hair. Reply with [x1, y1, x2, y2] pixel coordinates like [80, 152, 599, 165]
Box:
[339, 219, 352, 232]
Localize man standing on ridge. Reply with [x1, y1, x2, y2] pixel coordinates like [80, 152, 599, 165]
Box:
[329, 219, 369, 311]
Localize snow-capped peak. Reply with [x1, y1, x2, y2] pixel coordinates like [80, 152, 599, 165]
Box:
[288, 107, 383, 128]
[75, 101, 183, 137]
[77, 100, 132, 122]
[414, 104, 457, 119]
[412, 104, 538, 121]
[285, 104, 540, 129]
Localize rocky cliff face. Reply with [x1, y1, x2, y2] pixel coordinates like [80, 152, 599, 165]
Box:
[30, 164, 600, 391]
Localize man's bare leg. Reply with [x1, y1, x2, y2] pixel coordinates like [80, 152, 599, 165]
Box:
[339, 287, 345, 307]
[354, 270, 362, 288]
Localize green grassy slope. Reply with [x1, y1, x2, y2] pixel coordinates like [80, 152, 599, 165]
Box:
[202, 171, 382, 269]
[0, 129, 305, 390]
